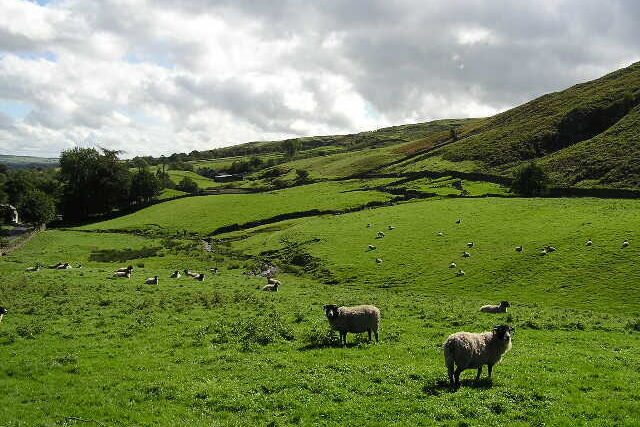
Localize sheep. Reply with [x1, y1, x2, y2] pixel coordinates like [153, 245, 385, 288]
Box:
[545, 246, 557, 253]
[56, 263, 71, 270]
[145, 276, 159, 285]
[462, 251, 471, 258]
[367, 223, 373, 228]
[456, 219, 462, 224]
[25, 264, 40, 272]
[116, 265, 134, 273]
[184, 269, 199, 278]
[515, 246, 523, 252]
[388, 225, 395, 230]
[368, 245, 377, 251]
[113, 271, 131, 278]
[0, 307, 7, 323]
[480, 301, 511, 313]
[586, 239, 593, 246]
[267, 277, 281, 285]
[375, 258, 383, 264]
[437, 232, 444, 237]
[195, 273, 206, 281]
[377, 231, 385, 238]
[443, 324, 515, 388]
[210, 267, 219, 274]
[48, 262, 65, 269]
[262, 282, 279, 292]
[540, 249, 548, 256]
[467, 242, 474, 248]
[449, 262, 457, 268]
[456, 269, 466, 277]
[170, 270, 181, 278]
[323, 304, 381, 346]
[622, 240, 630, 248]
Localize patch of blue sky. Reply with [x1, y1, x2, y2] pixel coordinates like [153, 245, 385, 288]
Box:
[14, 51, 58, 62]
[0, 100, 32, 119]
[125, 52, 174, 69]
[365, 101, 381, 121]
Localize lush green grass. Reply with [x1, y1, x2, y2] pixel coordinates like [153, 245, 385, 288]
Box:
[159, 188, 189, 200]
[2, 195, 640, 425]
[78, 180, 394, 235]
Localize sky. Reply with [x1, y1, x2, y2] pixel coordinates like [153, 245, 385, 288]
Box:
[0, 0, 639, 158]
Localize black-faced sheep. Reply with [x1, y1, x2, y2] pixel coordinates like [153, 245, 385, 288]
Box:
[375, 258, 382, 264]
[377, 231, 385, 238]
[368, 245, 377, 251]
[195, 273, 206, 281]
[113, 271, 131, 278]
[456, 269, 466, 277]
[267, 277, 281, 285]
[210, 267, 219, 274]
[262, 282, 279, 292]
[515, 246, 523, 252]
[170, 270, 181, 278]
[622, 240, 630, 248]
[0, 307, 6, 323]
[323, 304, 381, 346]
[145, 276, 159, 285]
[25, 264, 40, 272]
[443, 324, 515, 388]
[388, 225, 395, 230]
[480, 301, 511, 313]
[437, 232, 444, 237]
[184, 269, 199, 278]
[117, 265, 133, 273]
[467, 242, 474, 248]
[456, 219, 462, 224]
[449, 262, 457, 268]
[462, 251, 471, 258]
[586, 239, 592, 246]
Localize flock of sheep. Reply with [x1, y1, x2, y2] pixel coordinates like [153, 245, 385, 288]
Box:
[111, 265, 215, 284]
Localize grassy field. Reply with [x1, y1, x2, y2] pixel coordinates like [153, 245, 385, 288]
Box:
[2, 191, 640, 425]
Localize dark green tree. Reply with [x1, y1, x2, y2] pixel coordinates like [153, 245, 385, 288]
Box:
[18, 189, 56, 226]
[281, 140, 301, 157]
[511, 162, 549, 196]
[130, 169, 161, 204]
[176, 176, 200, 194]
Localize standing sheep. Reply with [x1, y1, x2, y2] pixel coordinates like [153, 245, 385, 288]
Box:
[449, 262, 457, 269]
[323, 304, 381, 346]
[184, 269, 199, 278]
[467, 242, 474, 248]
[443, 324, 515, 388]
[368, 245, 377, 251]
[117, 265, 134, 273]
[480, 301, 511, 313]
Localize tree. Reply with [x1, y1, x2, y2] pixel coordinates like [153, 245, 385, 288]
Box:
[130, 169, 161, 204]
[18, 190, 56, 226]
[176, 176, 200, 194]
[295, 169, 310, 184]
[449, 128, 458, 141]
[511, 162, 549, 196]
[281, 140, 301, 157]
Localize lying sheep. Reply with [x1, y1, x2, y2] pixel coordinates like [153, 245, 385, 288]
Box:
[170, 270, 181, 278]
[622, 240, 630, 248]
[586, 239, 593, 246]
[323, 304, 381, 346]
[145, 276, 159, 285]
[467, 242, 474, 248]
[375, 258, 382, 264]
[195, 273, 206, 281]
[210, 267, 219, 274]
[449, 262, 457, 268]
[515, 246, 523, 252]
[48, 262, 65, 269]
[480, 301, 511, 313]
[113, 271, 131, 278]
[444, 324, 515, 388]
[267, 277, 281, 285]
[388, 225, 395, 230]
[456, 219, 462, 224]
[184, 269, 199, 278]
[437, 232, 444, 237]
[456, 269, 466, 277]
[367, 223, 373, 228]
[25, 264, 40, 272]
[262, 282, 279, 292]
[462, 251, 471, 258]
[377, 231, 385, 238]
[0, 307, 6, 323]
[368, 245, 377, 251]
[117, 265, 133, 273]
[545, 246, 557, 253]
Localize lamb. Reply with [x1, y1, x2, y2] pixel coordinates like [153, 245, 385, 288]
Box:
[184, 269, 199, 278]
[515, 246, 523, 252]
[622, 240, 630, 248]
[0, 307, 7, 323]
[170, 270, 181, 278]
[368, 245, 377, 251]
[480, 301, 511, 313]
[117, 265, 134, 273]
[586, 239, 593, 246]
[323, 304, 381, 346]
[145, 276, 159, 285]
[449, 262, 457, 268]
[377, 231, 385, 238]
[467, 242, 474, 248]
[113, 271, 131, 278]
[443, 324, 515, 388]
[462, 251, 471, 258]
[456, 269, 466, 277]
[195, 273, 206, 281]
[262, 282, 279, 291]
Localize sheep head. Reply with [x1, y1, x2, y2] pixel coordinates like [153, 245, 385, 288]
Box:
[323, 304, 339, 318]
[493, 325, 515, 340]
[500, 301, 511, 308]
[0, 307, 7, 315]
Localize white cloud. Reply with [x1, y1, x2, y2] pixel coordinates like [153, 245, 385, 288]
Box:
[0, 0, 638, 157]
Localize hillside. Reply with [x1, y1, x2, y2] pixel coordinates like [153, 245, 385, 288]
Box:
[0, 154, 58, 168]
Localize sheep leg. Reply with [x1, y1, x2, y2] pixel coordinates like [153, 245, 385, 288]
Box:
[476, 366, 482, 381]
[447, 362, 455, 386]
[374, 330, 379, 342]
[454, 367, 464, 388]
[368, 329, 372, 341]
[487, 364, 493, 378]
[340, 332, 347, 347]
[0, 314, 3, 323]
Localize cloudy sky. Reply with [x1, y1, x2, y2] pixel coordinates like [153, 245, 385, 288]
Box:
[0, 0, 638, 158]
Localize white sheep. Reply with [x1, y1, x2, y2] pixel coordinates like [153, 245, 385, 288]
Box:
[184, 269, 199, 278]
[113, 271, 131, 278]
[437, 232, 444, 237]
[622, 240, 630, 248]
[467, 242, 474, 248]
[170, 270, 181, 278]
[368, 245, 376, 251]
[456, 269, 466, 277]
[145, 276, 159, 285]
[267, 277, 281, 285]
[117, 265, 133, 273]
[388, 225, 395, 230]
[377, 231, 385, 238]
[195, 273, 206, 281]
[480, 301, 511, 313]
[0, 307, 7, 323]
[323, 304, 381, 346]
[443, 324, 515, 388]
[462, 251, 471, 258]
[586, 239, 592, 246]
[375, 258, 382, 264]
[449, 262, 457, 268]
[262, 282, 279, 292]
[515, 246, 523, 252]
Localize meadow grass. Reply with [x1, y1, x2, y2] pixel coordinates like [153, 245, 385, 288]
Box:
[1, 196, 639, 425]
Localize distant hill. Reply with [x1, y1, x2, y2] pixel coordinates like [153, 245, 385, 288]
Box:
[0, 154, 59, 169]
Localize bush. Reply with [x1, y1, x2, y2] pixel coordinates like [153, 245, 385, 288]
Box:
[176, 176, 200, 194]
[18, 189, 56, 226]
[511, 162, 549, 196]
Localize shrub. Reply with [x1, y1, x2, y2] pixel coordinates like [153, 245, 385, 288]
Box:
[511, 162, 549, 196]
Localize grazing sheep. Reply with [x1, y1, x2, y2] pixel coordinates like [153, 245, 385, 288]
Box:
[195, 273, 206, 281]
[437, 232, 444, 237]
[25, 264, 40, 272]
[467, 242, 474, 248]
[113, 271, 132, 278]
[444, 324, 515, 388]
[377, 231, 385, 238]
[462, 251, 471, 258]
[170, 270, 181, 278]
[622, 240, 630, 248]
[184, 269, 199, 278]
[480, 301, 511, 313]
[545, 246, 557, 253]
[515, 246, 523, 252]
[449, 262, 457, 268]
[145, 276, 159, 285]
[375, 258, 383, 264]
[117, 265, 134, 273]
[456, 269, 466, 277]
[368, 245, 377, 251]
[0, 307, 6, 323]
[388, 225, 395, 230]
[323, 304, 381, 346]
[262, 282, 279, 292]
[586, 239, 593, 246]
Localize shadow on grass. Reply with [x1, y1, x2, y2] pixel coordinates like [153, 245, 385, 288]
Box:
[422, 377, 494, 395]
[89, 247, 161, 262]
